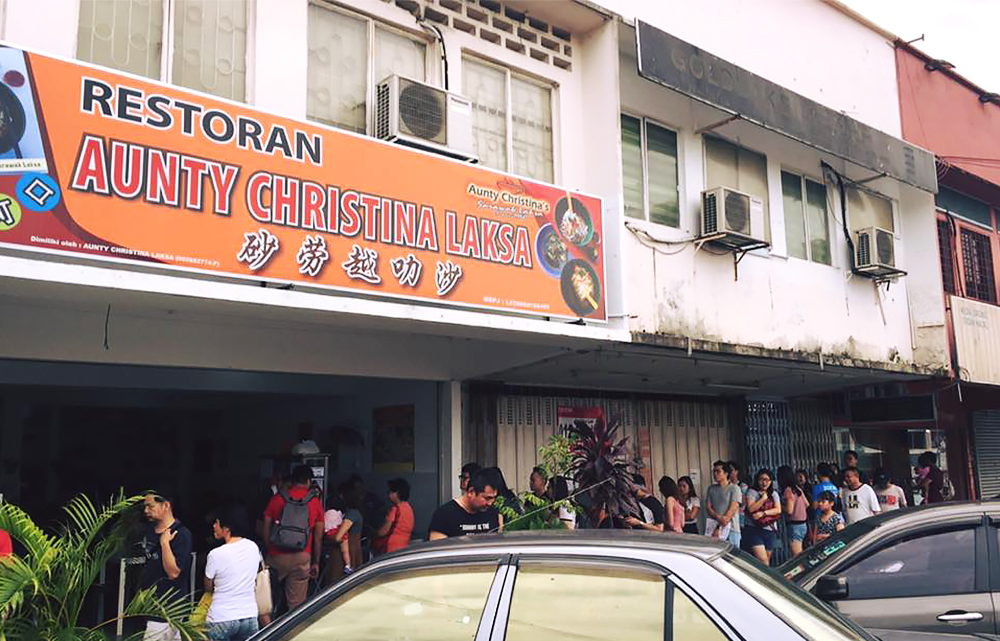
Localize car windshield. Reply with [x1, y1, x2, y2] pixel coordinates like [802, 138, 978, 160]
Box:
[778, 521, 878, 583]
[714, 551, 877, 641]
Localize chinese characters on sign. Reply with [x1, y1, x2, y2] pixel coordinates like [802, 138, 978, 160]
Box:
[390, 253, 422, 287]
[435, 260, 463, 297]
[236, 229, 280, 271]
[296, 234, 329, 277]
[342, 244, 381, 284]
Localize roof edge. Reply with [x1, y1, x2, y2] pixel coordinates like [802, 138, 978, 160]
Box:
[819, 0, 899, 42]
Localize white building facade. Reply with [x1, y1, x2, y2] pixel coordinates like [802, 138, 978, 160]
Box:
[0, 0, 949, 525]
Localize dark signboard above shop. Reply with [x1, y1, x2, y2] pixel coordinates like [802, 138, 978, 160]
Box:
[636, 20, 937, 193]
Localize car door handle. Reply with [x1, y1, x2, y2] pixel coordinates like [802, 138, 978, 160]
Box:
[936, 611, 984, 622]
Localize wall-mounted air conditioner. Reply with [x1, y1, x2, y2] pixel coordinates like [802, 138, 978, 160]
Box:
[700, 186, 767, 248]
[375, 75, 478, 163]
[854, 226, 900, 278]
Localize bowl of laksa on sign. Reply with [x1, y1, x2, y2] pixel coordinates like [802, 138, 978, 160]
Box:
[553, 196, 593, 247]
[561, 259, 601, 317]
[535, 223, 568, 278]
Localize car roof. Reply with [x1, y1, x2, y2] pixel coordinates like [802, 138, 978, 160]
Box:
[860, 500, 998, 529]
[380, 530, 732, 562]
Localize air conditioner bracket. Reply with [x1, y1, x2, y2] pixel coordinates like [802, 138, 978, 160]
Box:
[695, 233, 770, 281]
[853, 265, 907, 283]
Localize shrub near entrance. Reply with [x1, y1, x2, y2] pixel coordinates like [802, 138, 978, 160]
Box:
[0, 491, 202, 640]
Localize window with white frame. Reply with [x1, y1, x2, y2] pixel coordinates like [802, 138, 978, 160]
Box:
[621, 114, 680, 228]
[781, 171, 831, 264]
[76, 0, 248, 101]
[307, 2, 427, 134]
[463, 56, 553, 183]
[848, 187, 894, 232]
[704, 136, 769, 237]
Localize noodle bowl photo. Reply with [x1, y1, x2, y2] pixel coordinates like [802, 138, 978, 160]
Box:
[560, 258, 601, 316]
[554, 196, 593, 247]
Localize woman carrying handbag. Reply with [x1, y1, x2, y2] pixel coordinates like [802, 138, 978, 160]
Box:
[742, 469, 783, 566]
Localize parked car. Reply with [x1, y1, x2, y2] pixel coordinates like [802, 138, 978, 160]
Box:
[252, 531, 884, 641]
[779, 502, 1000, 637]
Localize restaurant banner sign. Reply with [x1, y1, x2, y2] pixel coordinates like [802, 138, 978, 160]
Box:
[0, 46, 607, 321]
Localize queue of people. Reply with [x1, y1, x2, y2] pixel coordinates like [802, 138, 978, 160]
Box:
[126, 448, 950, 638]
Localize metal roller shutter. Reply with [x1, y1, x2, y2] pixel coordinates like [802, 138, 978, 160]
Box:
[973, 410, 1000, 500]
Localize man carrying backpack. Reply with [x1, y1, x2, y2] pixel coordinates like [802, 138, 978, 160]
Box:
[263, 465, 325, 611]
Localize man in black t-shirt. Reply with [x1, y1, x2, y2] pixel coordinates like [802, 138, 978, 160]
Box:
[428, 468, 502, 539]
[138, 492, 193, 641]
[625, 473, 665, 532]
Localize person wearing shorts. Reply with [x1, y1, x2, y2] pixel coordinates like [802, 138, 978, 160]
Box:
[743, 469, 782, 565]
[779, 466, 809, 556]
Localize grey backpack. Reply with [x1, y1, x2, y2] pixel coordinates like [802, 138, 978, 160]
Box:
[271, 489, 318, 551]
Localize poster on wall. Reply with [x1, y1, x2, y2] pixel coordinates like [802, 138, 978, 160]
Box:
[557, 406, 605, 433]
[372, 404, 415, 473]
[0, 45, 607, 321]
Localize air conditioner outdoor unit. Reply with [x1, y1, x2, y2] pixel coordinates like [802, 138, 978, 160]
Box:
[375, 75, 478, 163]
[700, 186, 767, 248]
[854, 226, 899, 277]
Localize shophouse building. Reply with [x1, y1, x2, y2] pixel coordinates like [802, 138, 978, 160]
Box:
[0, 0, 950, 535]
[893, 38, 1000, 500]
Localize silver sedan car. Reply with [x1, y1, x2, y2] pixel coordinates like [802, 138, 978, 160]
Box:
[252, 531, 881, 641]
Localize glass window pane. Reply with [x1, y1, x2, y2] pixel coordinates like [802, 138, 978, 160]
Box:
[805, 180, 831, 265]
[307, 6, 368, 133]
[646, 123, 679, 227]
[284, 565, 496, 641]
[511, 76, 553, 182]
[673, 588, 728, 641]
[172, 0, 247, 100]
[737, 146, 769, 238]
[464, 58, 507, 172]
[848, 188, 894, 232]
[621, 114, 644, 221]
[505, 565, 665, 641]
[77, 0, 164, 79]
[374, 27, 425, 86]
[705, 136, 739, 192]
[836, 528, 976, 599]
[782, 171, 807, 260]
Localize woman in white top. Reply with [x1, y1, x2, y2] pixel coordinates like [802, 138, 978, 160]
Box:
[549, 475, 576, 529]
[678, 476, 700, 534]
[204, 504, 261, 641]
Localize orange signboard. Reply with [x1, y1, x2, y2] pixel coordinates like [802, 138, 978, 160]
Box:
[0, 46, 607, 321]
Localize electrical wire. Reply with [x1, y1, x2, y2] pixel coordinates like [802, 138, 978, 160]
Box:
[625, 222, 730, 256]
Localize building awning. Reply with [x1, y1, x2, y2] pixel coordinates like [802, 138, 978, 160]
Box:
[635, 20, 938, 193]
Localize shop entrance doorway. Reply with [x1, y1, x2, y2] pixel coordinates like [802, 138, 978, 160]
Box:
[835, 427, 950, 505]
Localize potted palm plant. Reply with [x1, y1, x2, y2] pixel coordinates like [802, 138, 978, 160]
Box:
[0, 492, 202, 640]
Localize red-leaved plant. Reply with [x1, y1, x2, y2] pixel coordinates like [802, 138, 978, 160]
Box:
[566, 415, 639, 528]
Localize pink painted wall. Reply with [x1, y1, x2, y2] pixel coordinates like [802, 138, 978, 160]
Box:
[896, 45, 1000, 188]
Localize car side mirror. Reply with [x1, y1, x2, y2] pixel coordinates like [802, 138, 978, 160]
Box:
[815, 575, 848, 601]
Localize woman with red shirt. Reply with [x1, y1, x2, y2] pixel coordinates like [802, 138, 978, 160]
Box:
[376, 478, 414, 553]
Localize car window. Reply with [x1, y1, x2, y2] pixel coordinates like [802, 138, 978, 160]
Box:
[715, 551, 877, 641]
[504, 563, 665, 641]
[833, 526, 976, 599]
[282, 564, 497, 641]
[673, 587, 727, 640]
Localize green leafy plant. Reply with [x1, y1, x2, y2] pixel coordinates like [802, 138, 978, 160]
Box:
[496, 492, 569, 531]
[537, 433, 576, 479]
[567, 415, 638, 527]
[0, 492, 203, 641]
